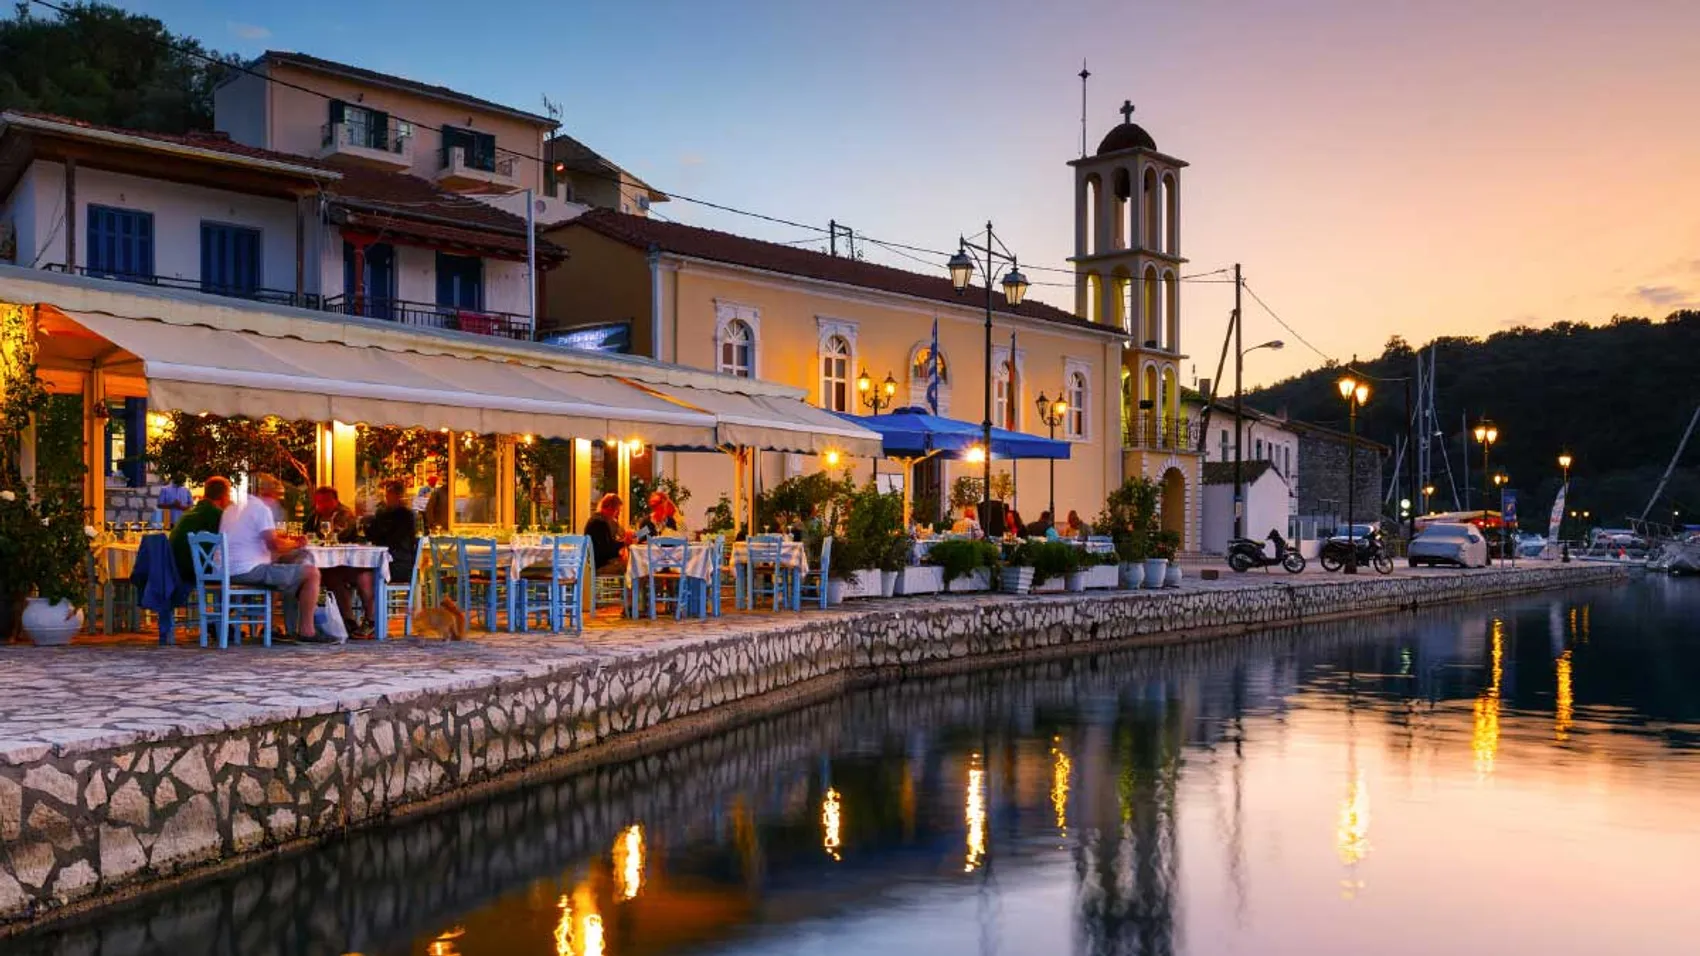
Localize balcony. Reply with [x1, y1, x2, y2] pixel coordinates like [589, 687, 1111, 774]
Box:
[436, 145, 519, 191]
[322, 294, 532, 340]
[318, 120, 413, 172]
[1123, 416, 1201, 453]
[43, 264, 322, 309]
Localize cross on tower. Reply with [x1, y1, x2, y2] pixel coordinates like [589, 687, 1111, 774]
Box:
[1120, 100, 1135, 123]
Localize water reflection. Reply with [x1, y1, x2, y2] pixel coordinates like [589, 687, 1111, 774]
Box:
[15, 580, 1700, 956]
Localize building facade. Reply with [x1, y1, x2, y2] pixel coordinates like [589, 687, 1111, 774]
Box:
[1182, 388, 1301, 551]
[1291, 420, 1389, 536]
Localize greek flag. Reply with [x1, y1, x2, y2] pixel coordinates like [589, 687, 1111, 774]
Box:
[926, 314, 941, 414]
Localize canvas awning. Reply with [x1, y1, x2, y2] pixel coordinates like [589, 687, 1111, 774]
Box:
[34, 306, 717, 445]
[634, 381, 883, 457]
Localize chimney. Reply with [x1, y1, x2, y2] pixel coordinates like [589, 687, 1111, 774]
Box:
[1199, 377, 1213, 399]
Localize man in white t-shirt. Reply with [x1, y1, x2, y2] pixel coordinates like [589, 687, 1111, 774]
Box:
[220, 473, 326, 642]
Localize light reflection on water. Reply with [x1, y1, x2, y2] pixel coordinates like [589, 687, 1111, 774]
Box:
[14, 579, 1700, 956]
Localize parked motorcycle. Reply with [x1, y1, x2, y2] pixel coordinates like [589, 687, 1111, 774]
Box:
[1227, 530, 1307, 574]
[1319, 529, 1394, 574]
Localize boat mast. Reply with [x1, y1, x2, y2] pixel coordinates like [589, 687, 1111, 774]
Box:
[1638, 404, 1700, 524]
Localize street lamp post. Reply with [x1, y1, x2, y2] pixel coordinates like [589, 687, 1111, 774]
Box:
[1035, 391, 1068, 521]
[1558, 452, 1572, 485]
[1421, 483, 1436, 515]
[1336, 374, 1371, 573]
[1493, 471, 1509, 561]
[1233, 338, 1284, 538]
[857, 369, 898, 479]
[1473, 420, 1499, 565]
[949, 224, 1029, 526]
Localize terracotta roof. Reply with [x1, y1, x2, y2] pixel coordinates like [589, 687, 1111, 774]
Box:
[1202, 460, 1277, 485]
[565, 209, 1116, 336]
[546, 133, 665, 201]
[0, 110, 338, 178]
[327, 166, 564, 261]
[258, 51, 557, 128]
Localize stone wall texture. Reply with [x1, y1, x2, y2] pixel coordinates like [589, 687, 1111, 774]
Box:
[0, 564, 1625, 931]
[1296, 430, 1385, 523]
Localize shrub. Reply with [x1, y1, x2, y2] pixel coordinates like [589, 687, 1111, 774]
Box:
[1008, 540, 1083, 586]
[1097, 476, 1161, 563]
[925, 539, 1000, 583]
[841, 481, 907, 573]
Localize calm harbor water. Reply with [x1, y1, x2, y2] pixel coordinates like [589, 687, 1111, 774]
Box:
[14, 578, 1700, 956]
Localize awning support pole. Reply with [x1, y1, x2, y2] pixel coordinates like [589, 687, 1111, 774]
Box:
[496, 435, 516, 528]
[445, 431, 456, 534]
[82, 369, 105, 528]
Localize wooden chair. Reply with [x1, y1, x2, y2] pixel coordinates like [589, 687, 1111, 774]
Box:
[186, 532, 273, 648]
[745, 534, 788, 611]
[681, 537, 723, 619]
[519, 535, 590, 633]
[374, 547, 420, 641]
[796, 536, 833, 610]
[640, 537, 690, 620]
[458, 537, 518, 632]
[424, 536, 462, 607]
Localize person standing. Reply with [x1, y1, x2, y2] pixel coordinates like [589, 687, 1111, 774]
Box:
[425, 476, 451, 534]
[158, 475, 193, 528]
[413, 475, 436, 515]
[220, 473, 324, 642]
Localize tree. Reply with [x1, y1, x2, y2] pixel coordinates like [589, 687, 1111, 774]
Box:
[0, 1, 240, 134]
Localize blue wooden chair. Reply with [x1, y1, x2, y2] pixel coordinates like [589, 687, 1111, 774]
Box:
[518, 535, 590, 633]
[374, 546, 420, 641]
[796, 536, 833, 610]
[641, 537, 691, 620]
[745, 534, 788, 611]
[424, 536, 462, 607]
[681, 537, 723, 619]
[458, 537, 518, 632]
[186, 531, 273, 648]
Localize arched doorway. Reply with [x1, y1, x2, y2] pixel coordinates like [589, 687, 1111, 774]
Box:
[1160, 467, 1187, 542]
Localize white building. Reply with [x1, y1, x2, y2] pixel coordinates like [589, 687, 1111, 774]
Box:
[1184, 388, 1301, 552]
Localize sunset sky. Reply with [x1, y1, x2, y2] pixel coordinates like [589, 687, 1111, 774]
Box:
[134, 0, 1700, 385]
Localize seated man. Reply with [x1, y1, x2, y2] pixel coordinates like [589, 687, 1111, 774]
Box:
[584, 493, 633, 573]
[220, 473, 325, 642]
[364, 478, 419, 630]
[312, 486, 371, 637]
[170, 476, 233, 581]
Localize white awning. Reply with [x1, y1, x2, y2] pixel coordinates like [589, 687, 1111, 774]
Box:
[38, 307, 717, 446]
[632, 381, 883, 457]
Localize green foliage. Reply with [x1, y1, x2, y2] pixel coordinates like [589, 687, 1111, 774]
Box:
[1152, 529, 1181, 561]
[950, 471, 1015, 509]
[758, 470, 853, 533]
[1096, 476, 1161, 562]
[925, 538, 999, 583]
[0, 482, 93, 621]
[703, 493, 736, 535]
[840, 480, 907, 572]
[356, 425, 447, 477]
[148, 412, 316, 488]
[1007, 540, 1083, 586]
[0, 2, 240, 134]
[630, 473, 692, 510]
[1246, 309, 1700, 528]
[0, 302, 47, 485]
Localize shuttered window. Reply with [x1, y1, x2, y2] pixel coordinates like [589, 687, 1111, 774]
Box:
[200, 223, 262, 296]
[86, 205, 153, 280]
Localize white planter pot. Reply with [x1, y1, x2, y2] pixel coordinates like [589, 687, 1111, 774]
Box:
[21, 597, 83, 646]
[1164, 563, 1183, 588]
[1064, 571, 1087, 592]
[1141, 559, 1169, 589]
[879, 570, 899, 598]
[826, 579, 847, 605]
[1119, 562, 1146, 590]
[896, 565, 943, 595]
[1086, 565, 1119, 589]
[1034, 577, 1065, 593]
[843, 569, 881, 599]
[1000, 566, 1035, 594]
[945, 568, 992, 593]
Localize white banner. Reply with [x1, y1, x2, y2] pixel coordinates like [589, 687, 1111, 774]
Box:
[1541, 482, 1569, 558]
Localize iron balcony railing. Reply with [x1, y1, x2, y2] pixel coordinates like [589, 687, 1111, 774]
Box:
[321, 294, 532, 340]
[43, 264, 324, 309]
[1123, 416, 1200, 451]
[439, 144, 519, 178]
[320, 119, 410, 154]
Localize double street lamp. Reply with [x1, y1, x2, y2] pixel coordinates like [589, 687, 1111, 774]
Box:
[1336, 373, 1371, 573]
[857, 369, 898, 414]
[1034, 392, 1069, 521]
[1474, 420, 1499, 565]
[948, 224, 1029, 519]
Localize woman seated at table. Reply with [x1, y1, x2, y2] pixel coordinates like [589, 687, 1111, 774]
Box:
[638, 491, 685, 540]
[951, 504, 982, 538]
[585, 493, 634, 573]
[312, 486, 372, 638]
[1064, 510, 1089, 540]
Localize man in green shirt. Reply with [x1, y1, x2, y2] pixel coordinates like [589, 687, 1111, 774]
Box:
[169, 476, 233, 580]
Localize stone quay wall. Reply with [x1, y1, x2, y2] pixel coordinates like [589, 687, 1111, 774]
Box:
[0, 564, 1625, 930]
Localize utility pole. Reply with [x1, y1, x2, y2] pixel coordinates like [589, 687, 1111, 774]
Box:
[829, 218, 838, 257]
[1232, 263, 1244, 539]
[1404, 373, 1415, 543]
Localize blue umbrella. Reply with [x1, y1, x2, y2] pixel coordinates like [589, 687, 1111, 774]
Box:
[834, 407, 1070, 460]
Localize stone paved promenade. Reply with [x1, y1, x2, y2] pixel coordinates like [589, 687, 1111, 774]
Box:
[0, 561, 1625, 928]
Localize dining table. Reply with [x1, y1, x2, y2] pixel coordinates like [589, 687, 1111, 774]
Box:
[300, 543, 394, 583]
[729, 540, 810, 610]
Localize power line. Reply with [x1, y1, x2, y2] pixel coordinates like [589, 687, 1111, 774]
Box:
[1240, 282, 1334, 363]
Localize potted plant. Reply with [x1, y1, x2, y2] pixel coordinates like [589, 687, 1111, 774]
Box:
[1097, 477, 1160, 590]
[894, 535, 942, 595]
[926, 539, 997, 592]
[1, 485, 94, 645]
[1084, 549, 1121, 589]
[840, 481, 904, 599]
[1009, 540, 1079, 593]
[1156, 530, 1183, 587]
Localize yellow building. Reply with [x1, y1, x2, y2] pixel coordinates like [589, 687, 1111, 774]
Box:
[543, 102, 1201, 546]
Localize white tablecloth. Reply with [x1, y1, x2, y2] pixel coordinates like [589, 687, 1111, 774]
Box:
[453, 543, 560, 581]
[627, 542, 717, 583]
[731, 541, 810, 575]
[95, 542, 140, 583]
[302, 544, 393, 583]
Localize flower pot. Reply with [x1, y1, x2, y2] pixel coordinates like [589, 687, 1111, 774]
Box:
[946, 568, 991, 593]
[896, 566, 943, 595]
[1034, 577, 1065, 593]
[21, 597, 82, 646]
[843, 569, 881, 599]
[1141, 559, 1168, 589]
[1119, 562, 1145, 590]
[1087, 565, 1119, 589]
[827, 579, 847, 605]
[1164, 563, 1183, 588]
[999, 566, 1035, 594]
[1065, 571, 1087, 592]
[879, 570, 898, 598]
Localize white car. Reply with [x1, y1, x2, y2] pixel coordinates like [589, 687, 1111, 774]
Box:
[1409, 522, 1489, 568]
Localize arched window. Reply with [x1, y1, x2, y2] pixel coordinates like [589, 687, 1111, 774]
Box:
[910, 345, 948, 383]
[1066, 371, 1088, 439]
[994, 360, 1018, 430]
[820, 334, 851, 412]
[719, 319, 753, 378]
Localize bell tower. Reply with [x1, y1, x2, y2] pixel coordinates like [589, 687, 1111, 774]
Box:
[1068, 101, 1199, 550]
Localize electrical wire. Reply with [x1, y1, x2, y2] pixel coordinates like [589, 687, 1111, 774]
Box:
[1240, 282, 1334, 363]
